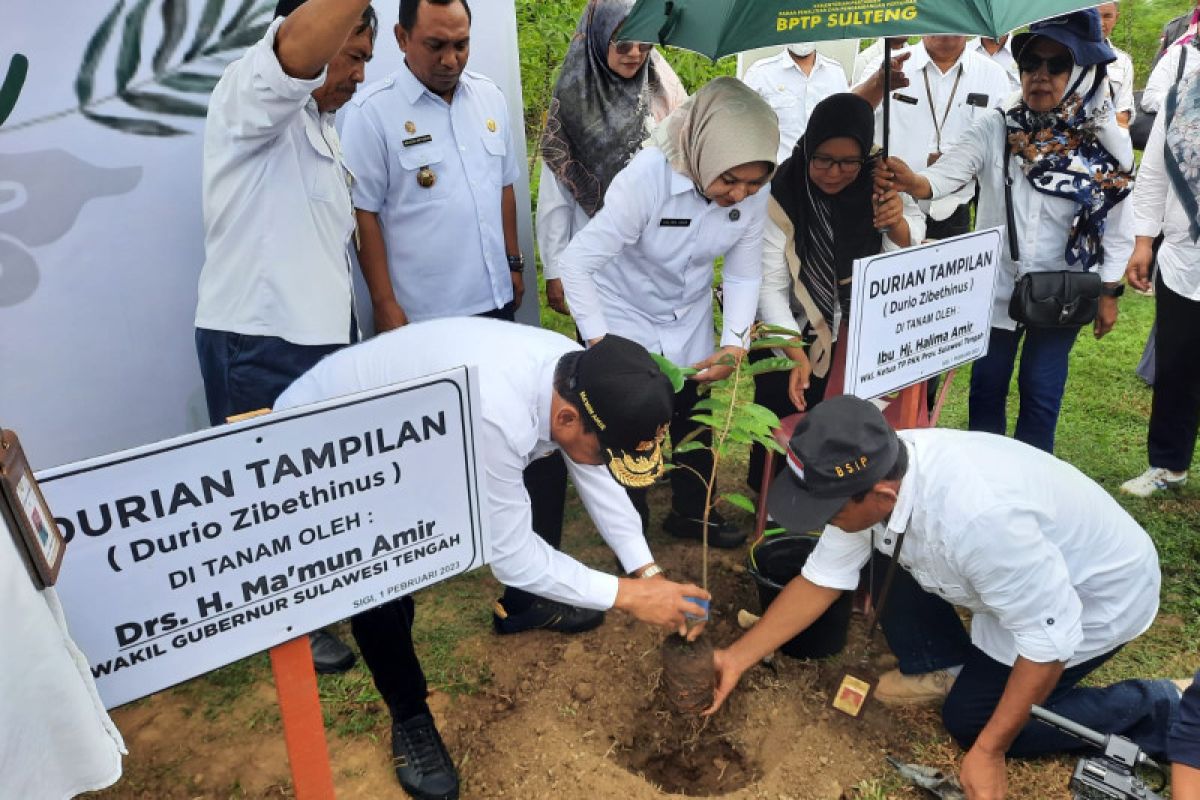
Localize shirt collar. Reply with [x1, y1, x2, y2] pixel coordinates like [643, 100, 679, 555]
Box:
[536, 356, 557, 445]
[779, 51, 839, 75]
[395, 58, 456, 105]
[885, 438, 916, 535]
[669, 165, 695, 196]
[912, 43, 971, 77]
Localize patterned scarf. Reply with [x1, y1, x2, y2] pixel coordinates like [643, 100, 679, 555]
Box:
[539, 0, 685, 216]
[1173, 6, 1200, 47]
[1005, 71, 1132, 269]
[1164, 49, 1200, 243]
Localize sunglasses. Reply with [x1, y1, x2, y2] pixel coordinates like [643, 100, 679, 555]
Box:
[611, 40, 653, 55]
[810, 154, 866, 173]
[1017, 52, 1074, 76]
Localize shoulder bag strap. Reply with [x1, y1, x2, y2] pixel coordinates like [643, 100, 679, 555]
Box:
[998, 108, 1021, 263]
[866, 524, 910, 640]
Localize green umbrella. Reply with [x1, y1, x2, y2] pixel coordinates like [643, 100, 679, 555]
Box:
[620, 0, 1102, 61]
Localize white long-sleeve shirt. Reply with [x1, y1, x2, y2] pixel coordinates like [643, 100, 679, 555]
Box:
[1131, 106, 1200, 302]
[1106, 44, 1137, 122]
[757, 196, 926, 337]
[275, 318, 653, 610]
[558, 147, 767, 366]
[860, 43, 1014, 220]
[743, 51, 850, 162]
[1142, 44, 1198, 113]
[920, 113, 1133, 329]
[802, 429, 1160, 667]
[195, 18, 356, 345]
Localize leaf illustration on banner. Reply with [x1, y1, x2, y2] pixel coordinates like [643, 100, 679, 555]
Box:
[0, 54, 30, 128]
[3, 0, 273, 137]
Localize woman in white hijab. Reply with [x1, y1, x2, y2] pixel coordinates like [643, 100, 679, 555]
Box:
[558, 76, 779, 548]
[881, 9, 1134, 455]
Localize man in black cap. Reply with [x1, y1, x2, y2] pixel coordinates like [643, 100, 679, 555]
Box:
[705, 395, 1178, 799]
[276, 317, 707, 800]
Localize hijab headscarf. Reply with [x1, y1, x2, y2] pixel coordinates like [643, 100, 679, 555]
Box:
[540, 0, 685, 216]
[768, 93, 880, 378]
[649, 76, 779, 194]
[1005, 52, 1133, 270]
[1164, 45, 1200, 242]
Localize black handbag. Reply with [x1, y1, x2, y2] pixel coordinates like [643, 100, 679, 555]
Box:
[998, 110, 1101, 328]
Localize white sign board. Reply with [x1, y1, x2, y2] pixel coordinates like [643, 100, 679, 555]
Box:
[844, 228, 1001, 399]
[36, 367, 489, 709]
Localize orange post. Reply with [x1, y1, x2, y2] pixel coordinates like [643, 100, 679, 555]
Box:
[897, 382, 924, 430]
[270, 637, 336, 800]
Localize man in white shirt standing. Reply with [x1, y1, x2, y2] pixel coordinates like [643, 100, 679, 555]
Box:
[743, 45, 850, 163]
[969, 35, 1020, 93]
[708, 396, 1180, 800]
[856, 35, 1012, 240]
[1096, 2, 1137, 127]
[193, 0, 377, 674]
[276, 318, 709, 800]
[342, 0, 524, 331]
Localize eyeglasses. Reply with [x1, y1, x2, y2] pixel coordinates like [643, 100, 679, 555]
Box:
[1017, 52, 1074, 76]
[611, 40, 653, 55]
[810, 154, 866, 173]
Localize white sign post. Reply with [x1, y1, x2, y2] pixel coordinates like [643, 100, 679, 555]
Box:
[844, 228, 1002, 400]
[37, 367, 489, 710]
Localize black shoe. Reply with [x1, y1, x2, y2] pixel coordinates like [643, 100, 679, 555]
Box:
[492, 598, 605, 635]
[663, 509, 747, 549]
[392, 714, 459, 800]
[308, 629, 356, 674]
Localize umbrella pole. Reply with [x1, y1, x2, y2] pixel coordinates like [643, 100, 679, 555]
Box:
[882, 39, 892, 160]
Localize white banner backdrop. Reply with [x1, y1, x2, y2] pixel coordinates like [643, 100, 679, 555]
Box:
[37, 366, 489, 709]
[0, 0, 534, 470]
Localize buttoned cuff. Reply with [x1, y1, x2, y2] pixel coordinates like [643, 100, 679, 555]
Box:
[1011, 614, 1083, 664]
[587, 571, 620, 610]
[1134, 218, 1164, 239]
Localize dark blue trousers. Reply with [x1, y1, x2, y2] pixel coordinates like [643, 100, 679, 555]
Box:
[870, 555, 1179, 759]
[968, 325, 1081, 453]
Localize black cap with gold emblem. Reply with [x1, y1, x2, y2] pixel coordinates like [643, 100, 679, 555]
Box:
[571, 336, 675, 489]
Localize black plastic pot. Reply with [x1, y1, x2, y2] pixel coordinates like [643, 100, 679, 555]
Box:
[748, 534, 852, 659]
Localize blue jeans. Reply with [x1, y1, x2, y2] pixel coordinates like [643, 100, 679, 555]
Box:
[968, 325, 1081, 453]
[195, 329, 349, 426]
[872, 556, 1179, 759]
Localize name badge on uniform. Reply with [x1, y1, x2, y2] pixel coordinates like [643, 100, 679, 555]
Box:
[659, 218, 692, 227]
[892, 92, 919, 105]
[403, 134, 433, 147]
[966, 92, 989, 108]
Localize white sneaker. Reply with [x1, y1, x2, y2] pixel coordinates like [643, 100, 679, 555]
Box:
[1120, 467, 1188, 498]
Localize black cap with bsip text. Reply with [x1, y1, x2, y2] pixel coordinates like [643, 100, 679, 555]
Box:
[572, 336, 675, 489]
[768, 395, 900, 533]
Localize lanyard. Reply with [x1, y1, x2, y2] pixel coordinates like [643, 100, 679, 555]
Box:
[923, 63, 964, 154]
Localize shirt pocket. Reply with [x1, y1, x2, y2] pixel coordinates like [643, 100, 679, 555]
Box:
[480, 131, 507, 186]
[397, 142, 449, 201]
[303, 123, 348, 206]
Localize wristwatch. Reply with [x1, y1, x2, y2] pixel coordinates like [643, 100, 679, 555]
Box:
[507, 254, 526, 273]
[636, 564, 663, 579]
[1100, 283, 1125, 298]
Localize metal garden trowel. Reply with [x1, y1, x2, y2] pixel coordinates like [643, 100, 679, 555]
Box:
[885, 756, 966, 800]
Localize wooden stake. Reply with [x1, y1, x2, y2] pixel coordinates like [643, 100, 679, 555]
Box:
[270, 637, 336, 800]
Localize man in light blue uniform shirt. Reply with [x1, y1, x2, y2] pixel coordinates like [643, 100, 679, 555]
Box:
[342, 0, 524, 331]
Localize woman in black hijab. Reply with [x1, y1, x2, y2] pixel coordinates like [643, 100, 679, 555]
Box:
[748, 92, 920, 490]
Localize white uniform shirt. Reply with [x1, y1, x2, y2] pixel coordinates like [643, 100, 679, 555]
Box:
[921, 112, 1133, 329]
[559, 147, 767, 366]
[275, 318, 652, 610]
[758, 196, 926, 338]
[852, 39, 889, 86]
[1143, 44, 1197, 114]
[341, 62, 518, 321]
[968, 37, 1020, 92]
[1131, 107, 1200, 302]
[536, 161, 594, 282]
[743, 52, 850, 163]
[801, 429, 1160, 667]
[863, 43, 1013, 219]
[195, 18, 356, 346]
[1106, 44, 1137, 122]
